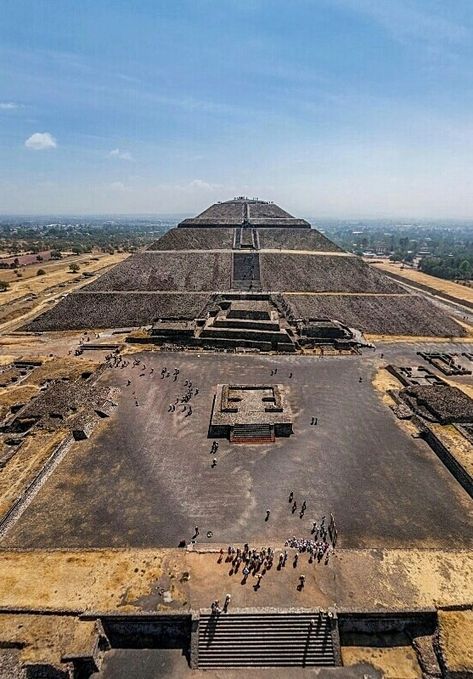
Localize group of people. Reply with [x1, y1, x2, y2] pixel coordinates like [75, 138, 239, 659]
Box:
[211, 594, 231, 614]
[104, 355, 200, 415]
[269, 368, 293, 378]
[105, 353, 132, 369]
[218, 544, 280, 590]
[209, 492, 339, 608]
[166, 370, 199, 418]
[283, 508, 337, 565]
[287, 491, 310, 519]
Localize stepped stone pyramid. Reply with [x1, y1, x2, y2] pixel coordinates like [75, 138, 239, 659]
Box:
[26, 197, 464, 338]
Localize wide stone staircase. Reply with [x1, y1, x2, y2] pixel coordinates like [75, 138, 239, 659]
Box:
[230, 423, 275, 444]
[197, 611, 337, 668]
[232, 252, 261, 291]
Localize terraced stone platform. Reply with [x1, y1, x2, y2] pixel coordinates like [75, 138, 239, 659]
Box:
[23, 198, 466, 340]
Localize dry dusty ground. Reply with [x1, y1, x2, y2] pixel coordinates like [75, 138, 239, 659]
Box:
[438, 609, 473, 675]
[341, 642, 421, 679]
[0, 429, 68, 517]
[0, 252, 127, 331]
[0, 251, 127, 289]
[371, 260, 473, 305]
[0, 548, 471, 614]
[0, 614, 97, 669]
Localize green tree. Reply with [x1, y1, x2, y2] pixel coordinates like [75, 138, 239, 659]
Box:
[69, 262, 80, 273]
[36, 268, 46, 276]
[459, 260, 471, 280]
[0, 280, 9, 291]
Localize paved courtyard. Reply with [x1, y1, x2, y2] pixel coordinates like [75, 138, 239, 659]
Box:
[4, 346, 473, 549]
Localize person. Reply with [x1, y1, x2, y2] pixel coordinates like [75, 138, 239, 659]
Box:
[224, 594, 231, 612]
[212, 457, 217, 468]
[288, 491, 294, 503]
[292, 501, 297, 513]
[194, 526, 199, 537]
[299, 575, 305, 589]
[265, 509, 271, 521]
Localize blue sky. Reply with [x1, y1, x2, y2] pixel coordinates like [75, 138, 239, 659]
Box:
[1, 0, 473, 217]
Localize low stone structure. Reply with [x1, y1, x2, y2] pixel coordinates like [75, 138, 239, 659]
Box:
[209, 384, 293, 442]
[400, 384, 473, 425]
[386, 365, 444, 387]
[418, 351, 472, 376]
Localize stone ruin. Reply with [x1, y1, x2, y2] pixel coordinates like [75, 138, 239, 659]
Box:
[418, 351, 472, 376]
[209, 384, 294, 443]
[148, 293, 360, 353]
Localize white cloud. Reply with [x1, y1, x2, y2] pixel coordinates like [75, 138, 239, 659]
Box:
[188, 179, 223, 191]
[24, 132, 57, 151]
[0, 102, 20, 110]
[108, 181, 127, 191]
[109, 148, 133, 161]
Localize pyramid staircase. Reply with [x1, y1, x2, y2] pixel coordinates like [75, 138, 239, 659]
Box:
[230, 423, 275, 444]
[197, 611, 337, 668]
[232, 252, 261, 291]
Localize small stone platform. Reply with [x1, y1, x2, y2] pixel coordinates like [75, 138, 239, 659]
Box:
[209, 384, 293, 442]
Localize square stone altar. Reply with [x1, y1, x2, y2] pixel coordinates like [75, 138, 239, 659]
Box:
[209, 384, 294, 443]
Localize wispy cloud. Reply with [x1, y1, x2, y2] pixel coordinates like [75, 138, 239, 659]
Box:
[331, 0, 468, 45]
[24, 132, 57, 150]
[0, 102, 22, 110]
[109, 148, 134, 161]
[187, 179, 223, 191]
[106, 181, 127, 192]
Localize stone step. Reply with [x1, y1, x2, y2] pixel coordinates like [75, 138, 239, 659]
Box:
[231, 424, 274, 444]
[232, 280, 262, 291]
[197, 612, 335, 668]
[200, 327, 290, 342]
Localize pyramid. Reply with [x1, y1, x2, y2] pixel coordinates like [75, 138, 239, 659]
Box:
[25, 197, 465, 339]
